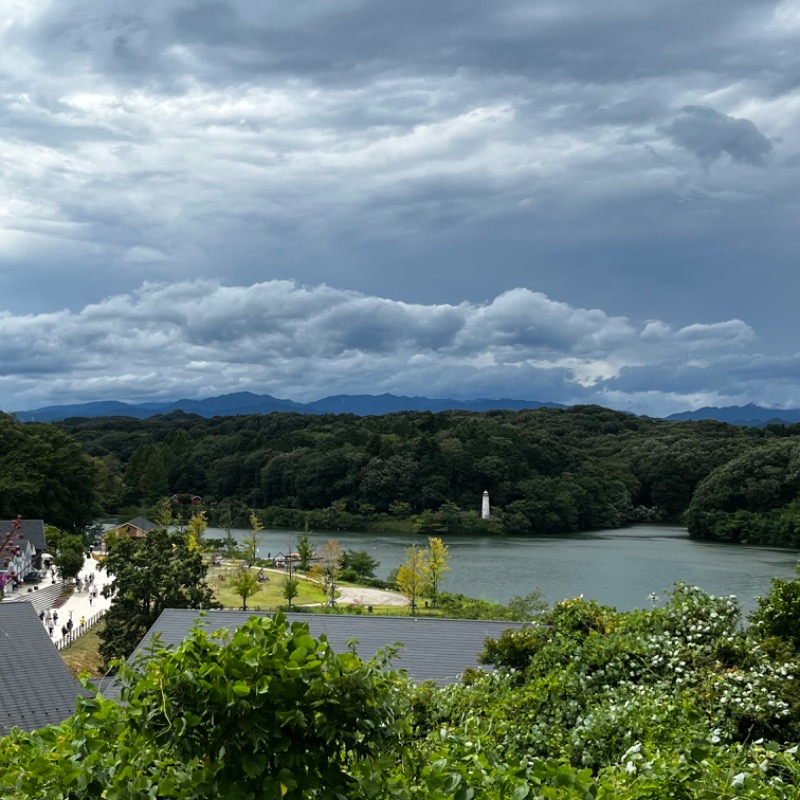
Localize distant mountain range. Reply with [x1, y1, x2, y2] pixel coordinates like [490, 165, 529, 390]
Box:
[10, 394, 800, 426]
[664, 403, 800, 427]
[11, 392, 565, 422]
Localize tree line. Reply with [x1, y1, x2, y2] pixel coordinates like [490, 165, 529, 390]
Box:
[5, 405, 800, 544]
[55, 405, 800, 543]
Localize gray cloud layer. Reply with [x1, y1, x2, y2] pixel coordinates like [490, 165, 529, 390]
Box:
[0, 1, 797, 412]
[0, 280, 782, 417]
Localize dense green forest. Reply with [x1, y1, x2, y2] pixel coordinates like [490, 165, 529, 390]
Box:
[4, 580, 800, 798]
[3, 405, 800, 544]
[0, 413, 95, 533]
[48, 404, 800, 545]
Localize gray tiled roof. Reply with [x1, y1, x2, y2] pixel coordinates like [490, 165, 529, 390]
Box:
[0, 519, 46, 552]
[120, 610, 525, 686]
[0, 603, 91, 736]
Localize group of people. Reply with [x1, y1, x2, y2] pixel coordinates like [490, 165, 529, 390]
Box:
[76, 570, 104, 606]
[39, 608, 85, 639]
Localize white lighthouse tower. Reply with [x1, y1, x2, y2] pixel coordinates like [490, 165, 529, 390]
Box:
[481, 490, 490, 520]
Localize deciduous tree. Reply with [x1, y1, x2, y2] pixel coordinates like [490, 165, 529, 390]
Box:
[283, 575, 300, 609]
[241, 511, 263, 564]
[397, 544, 428, 615]
[53, 535, 85, 583]
[319, 538, 342, 607]
[229, 566, 261, 611]
[185, 510, 207, 552]
[0, 414, 95, 533]
[423, 536, 450, 608]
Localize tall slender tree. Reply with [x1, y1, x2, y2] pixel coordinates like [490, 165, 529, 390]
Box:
[423, 536, 450, 608]
[242, 512, 263, 564]
[397, 544, 428, 616]
[318, 539, 342, 608]
[185, 510, 207, 552]
[295, 524, 315, 572]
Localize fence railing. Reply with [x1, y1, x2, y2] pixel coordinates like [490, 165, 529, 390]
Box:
[54, 608, 106, 651]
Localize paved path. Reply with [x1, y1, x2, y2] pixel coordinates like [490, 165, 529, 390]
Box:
[40, 555, 113, 640]
[261, 566, 408, 607]
[334, 586, 409, 607]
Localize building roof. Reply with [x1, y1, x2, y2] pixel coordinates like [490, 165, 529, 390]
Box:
[116, 609, 525, 686]
[0, 603, 91, 736]
[0, 519, 46, 552]
[107, 517, 158, 535]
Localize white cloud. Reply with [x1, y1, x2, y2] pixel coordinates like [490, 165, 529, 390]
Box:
[0, 279, 776, 416]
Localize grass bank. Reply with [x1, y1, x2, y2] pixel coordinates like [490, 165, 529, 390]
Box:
[207, 565, 329, 609]
[60, 623, 105, 679]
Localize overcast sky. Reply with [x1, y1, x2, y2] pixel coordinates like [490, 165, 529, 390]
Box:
[1, 0, 798, 417]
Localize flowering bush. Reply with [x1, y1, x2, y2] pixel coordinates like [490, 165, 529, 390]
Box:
[411, 583, 800, 794]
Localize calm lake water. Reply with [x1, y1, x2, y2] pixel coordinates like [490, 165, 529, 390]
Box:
[205, 524, 800, 615]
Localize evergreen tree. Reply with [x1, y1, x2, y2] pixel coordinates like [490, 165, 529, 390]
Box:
[100, 527, 220, 664]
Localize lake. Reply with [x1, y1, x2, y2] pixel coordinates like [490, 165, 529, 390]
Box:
[204, 523, 799, 615]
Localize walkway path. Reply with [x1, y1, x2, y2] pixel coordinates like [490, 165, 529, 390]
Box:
[38, 555, 407, 642]
[261, 566, 408, 607]
[40, 554, 114, 641]
[334, 586, 409, 607]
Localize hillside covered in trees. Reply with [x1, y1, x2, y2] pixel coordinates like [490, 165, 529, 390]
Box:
[0, 412, 96, 533]
[51, 405, 800, 545]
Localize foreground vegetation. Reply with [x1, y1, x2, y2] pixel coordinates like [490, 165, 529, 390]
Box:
[5, 567, 800, 798]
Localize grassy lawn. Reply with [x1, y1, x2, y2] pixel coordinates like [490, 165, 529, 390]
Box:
[60, 623, 106, 679]
[208, 565, 329, 609]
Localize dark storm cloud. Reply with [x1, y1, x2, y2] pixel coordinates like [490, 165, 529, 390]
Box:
[664, 106, 774, 166]
[0, 1, 798, 414]
[11, 0, 791, 90]
[600, 351, 800, 415]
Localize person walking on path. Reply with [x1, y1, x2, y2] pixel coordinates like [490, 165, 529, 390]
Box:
[79, 615, 86, 631]
[57, 553, 114, 638]
[47, 621, 54, 637]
